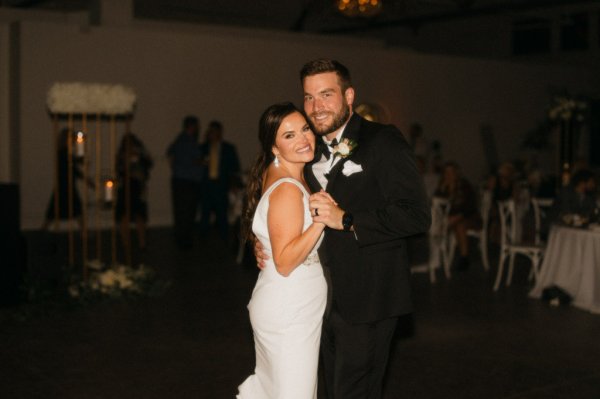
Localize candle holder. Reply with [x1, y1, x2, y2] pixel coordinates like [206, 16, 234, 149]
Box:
[103, 177, 116, 206]
[75, 131, 86, 158]
[561, 162, 571, 187]
[47, 83, 137, 272]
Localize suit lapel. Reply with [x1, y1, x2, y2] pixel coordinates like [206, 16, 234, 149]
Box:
[305, 141, 326, 193]
[325, 113, 362, 188]
[325, 155, 349, 184]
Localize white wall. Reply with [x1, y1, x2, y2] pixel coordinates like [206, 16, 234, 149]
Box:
[13, 17, 599, 229]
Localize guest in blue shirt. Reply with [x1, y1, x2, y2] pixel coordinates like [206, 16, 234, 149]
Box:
[167, 115, 204, 250]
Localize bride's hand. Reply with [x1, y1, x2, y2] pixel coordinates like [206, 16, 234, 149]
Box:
[313, 189, 338, 206]
[254, 238, 269, 270]
[309, 191, 344, 230]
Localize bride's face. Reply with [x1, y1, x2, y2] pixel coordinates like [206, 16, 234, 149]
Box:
[272, 111, 315, 165]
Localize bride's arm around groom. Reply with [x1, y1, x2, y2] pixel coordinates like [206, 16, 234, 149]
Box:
[267, 181, 325, 276]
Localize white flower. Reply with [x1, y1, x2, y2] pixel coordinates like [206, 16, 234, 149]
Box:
[76, 263, 159, 298]
[87, 259, 104, 271]
[132, 264, 150, 279]
[99, 269, 117, 287]
[548, 95, 586, 123]
[47, 82, 136, 115]
[337, 142, 350, 156]
[116, 274, 133, 289]
[332, 138, 357, 159]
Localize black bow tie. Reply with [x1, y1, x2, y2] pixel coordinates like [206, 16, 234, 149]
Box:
[323, 138, 338, 160]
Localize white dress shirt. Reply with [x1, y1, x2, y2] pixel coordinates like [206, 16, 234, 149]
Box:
[312, 127, 347, 190]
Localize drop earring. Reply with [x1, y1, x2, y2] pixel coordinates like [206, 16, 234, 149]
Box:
[273, 155, 280, 167]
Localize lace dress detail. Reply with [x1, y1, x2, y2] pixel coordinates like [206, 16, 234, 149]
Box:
[303, 251, 320, 267]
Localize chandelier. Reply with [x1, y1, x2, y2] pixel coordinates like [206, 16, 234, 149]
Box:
[337, 0, 382, 18]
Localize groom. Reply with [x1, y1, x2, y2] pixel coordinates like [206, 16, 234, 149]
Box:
[302, 59, 430, 398]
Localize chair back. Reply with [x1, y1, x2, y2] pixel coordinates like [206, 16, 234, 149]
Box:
[430, 197, 451, 237]
[516, 180, 531, 212]
[531, 197, 554, 245]
[498, 199, 518, 247]
[480, 189, 492, 230]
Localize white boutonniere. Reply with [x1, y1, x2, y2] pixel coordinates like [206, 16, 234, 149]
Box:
[332, 138, 358, 159]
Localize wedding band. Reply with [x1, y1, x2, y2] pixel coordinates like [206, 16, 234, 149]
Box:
[315, 208, 319, 216]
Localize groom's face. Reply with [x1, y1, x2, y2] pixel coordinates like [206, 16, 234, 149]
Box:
[303, 72, 354, 139]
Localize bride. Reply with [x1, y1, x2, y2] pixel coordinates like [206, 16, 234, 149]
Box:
[237, 102, 331, 399]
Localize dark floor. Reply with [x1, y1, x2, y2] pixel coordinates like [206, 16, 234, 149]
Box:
[1, 228, 600, 399]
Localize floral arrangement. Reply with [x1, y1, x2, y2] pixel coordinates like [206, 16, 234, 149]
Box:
[548, 96, 587, 122]
[68, 263, 169, 299]
[332, 138, 358, 159]
[47, 82, 136, 115]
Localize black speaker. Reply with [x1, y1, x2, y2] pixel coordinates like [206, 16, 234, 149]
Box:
[0, 183, 25, 305]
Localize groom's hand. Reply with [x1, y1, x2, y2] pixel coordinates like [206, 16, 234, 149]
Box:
[254, 239, 269, 270]
[309, 191, 344, 230]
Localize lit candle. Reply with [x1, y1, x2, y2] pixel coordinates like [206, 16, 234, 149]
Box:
[75, 131, 85, 157]
[104, 180, 114, 202]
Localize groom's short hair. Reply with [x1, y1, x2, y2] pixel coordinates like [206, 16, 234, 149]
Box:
[300, 59, 352, 93]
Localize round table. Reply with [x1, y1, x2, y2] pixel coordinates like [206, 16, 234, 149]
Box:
[530, 224, 600, 314]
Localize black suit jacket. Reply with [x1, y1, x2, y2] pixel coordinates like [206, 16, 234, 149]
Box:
[304, 113, 430, 324]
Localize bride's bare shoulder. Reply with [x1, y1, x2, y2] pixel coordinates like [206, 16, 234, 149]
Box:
[262, 166, 300, 194]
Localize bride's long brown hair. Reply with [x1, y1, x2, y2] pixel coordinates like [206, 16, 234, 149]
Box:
[241, 102, 301, 243]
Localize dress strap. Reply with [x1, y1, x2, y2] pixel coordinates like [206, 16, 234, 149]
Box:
[263, 178, 309, 198]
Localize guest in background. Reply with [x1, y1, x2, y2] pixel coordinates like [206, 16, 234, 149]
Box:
[435, 161, 481, 270]
[408, 123, 430, 162]
[115, 132, 153, 251]
[526, 168, 556, 199]
[487, 161, 519, 244]
[167, 115, 204, 250]
[488, 161, 519, 202]
[416, 155, 439, 201]
[42, 128, 90, 230]
[552, 169, 597, 222]
[199, 120, 241, 241]
[430, 139, 443, 175]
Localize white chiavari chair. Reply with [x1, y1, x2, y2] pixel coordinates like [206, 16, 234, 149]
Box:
[531, 197, 554, 246]
[494, 199, 544, 291]
[428, 197, 452, 282]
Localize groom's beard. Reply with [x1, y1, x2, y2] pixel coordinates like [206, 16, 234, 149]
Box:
[309, 101, 351, 137]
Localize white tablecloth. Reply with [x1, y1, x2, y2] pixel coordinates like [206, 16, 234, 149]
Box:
[530, 225, 600, 314]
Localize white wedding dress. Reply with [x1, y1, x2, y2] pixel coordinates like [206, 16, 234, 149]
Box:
[237, 178, 327, 399]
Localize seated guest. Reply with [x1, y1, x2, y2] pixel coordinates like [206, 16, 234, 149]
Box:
[527, 168, 556, 198]
[552, 169, 597, 222]
[435, 161, 481, 270]
[487, 161, 520, 243]
[488, 161, 519, 202]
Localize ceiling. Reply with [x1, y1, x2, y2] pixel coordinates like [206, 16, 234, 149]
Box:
[1, 0, 597, 45]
